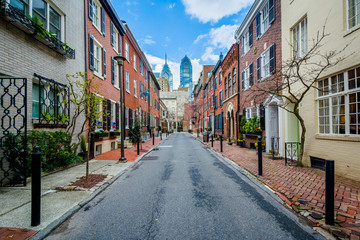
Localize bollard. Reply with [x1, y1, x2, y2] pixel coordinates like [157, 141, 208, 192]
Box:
[137, 138, 140, 155]
[31, 146, 41, 226]
[211, 135, 214, 147]
[153, 133, 155, 145]
[160, 132, 162, 140]
[325, 160, 335, 225]
[220, 135, 223, 152]
[257, 136, 262, 176]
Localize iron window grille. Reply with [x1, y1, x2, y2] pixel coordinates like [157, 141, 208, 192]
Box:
[0, 0, 75, 59]
[32, 73, 70, 128]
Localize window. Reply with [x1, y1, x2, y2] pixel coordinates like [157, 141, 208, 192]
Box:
[241, 30, 250, 56]
[114, 62, 119, 88]
[219, 71, 222, 85]
[93, 41, 102, 75]
[133, 54, 137, 70]
[257, 45, 275, 81]
[96, 98, 103, 129]
[9, 0, 29, 14]
[111, 23, 119, 52]
[125, 42, 129, 60]
[32, 82, 41, 118]
[125, 108, 129, 129]
[219, 90, 223, 107]
[140, 59, 144, 75]
[111, 102, 116, 129]
[317, 68, 360, 135]
[126, 71, 130, 93]
[242, 66, 251, 91]
[228, 73, 232, 96]
[293, 18, 307, 59]
[92, 0, 101, 30]
[224, 77, 227, 98]
[233, 68, 236, 94]
[348, 0, 360, 29]
[134, 80, 137, 97]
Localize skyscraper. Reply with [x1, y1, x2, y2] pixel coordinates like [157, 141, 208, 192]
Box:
[180, 55, 193, 100]
[160, 54, 173, 91]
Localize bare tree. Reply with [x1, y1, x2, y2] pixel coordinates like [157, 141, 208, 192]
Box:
[246, 26, 349, 166]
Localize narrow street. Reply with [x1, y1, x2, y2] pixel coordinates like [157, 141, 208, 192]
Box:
[46, 133, 322, 240]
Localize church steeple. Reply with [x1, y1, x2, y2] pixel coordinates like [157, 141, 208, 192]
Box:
[165, 53, 167, 64]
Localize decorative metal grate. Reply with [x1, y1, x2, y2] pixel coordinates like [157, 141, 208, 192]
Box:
[271, 137, 279, 158]
[0, 78, 27, 186]
[32, 73, 70, 128]
[0, 0, 75, 59]
[285, 142, 300, 166]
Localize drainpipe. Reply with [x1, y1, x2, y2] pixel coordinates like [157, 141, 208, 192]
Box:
[236, 43, 240, 142]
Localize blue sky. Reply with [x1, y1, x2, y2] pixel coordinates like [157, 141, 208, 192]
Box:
[112, 0, 254, 89]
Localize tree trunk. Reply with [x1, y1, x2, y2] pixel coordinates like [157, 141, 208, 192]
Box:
[293, 108, 306, 167]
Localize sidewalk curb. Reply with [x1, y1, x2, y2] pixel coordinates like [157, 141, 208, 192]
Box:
[31, 138, 166, 240]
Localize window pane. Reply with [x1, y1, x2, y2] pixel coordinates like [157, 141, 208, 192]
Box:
[10, 0, 29, 14]
[33, 0, 46, 23]
[50, 7, 61, 39]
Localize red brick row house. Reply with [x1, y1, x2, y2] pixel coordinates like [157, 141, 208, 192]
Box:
[86, 0, 160, 158]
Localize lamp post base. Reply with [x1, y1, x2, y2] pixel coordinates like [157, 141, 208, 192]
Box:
[119, 157, 127, 163]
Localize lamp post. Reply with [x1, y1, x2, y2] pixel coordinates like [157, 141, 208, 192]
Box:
[114, 55, 127, 162]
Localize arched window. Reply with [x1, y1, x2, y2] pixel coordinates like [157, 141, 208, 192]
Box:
[224, 77, 227, 98]
[233, 68, 236, 93]
[228, 73, 232, 96]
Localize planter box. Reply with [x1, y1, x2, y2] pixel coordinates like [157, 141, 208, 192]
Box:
[110, 131, 120, 137]
[95, 132, 108, 139]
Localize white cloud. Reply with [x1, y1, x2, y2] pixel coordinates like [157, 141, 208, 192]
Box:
[143, 35, 155, 45]
[168, 3, 176, 9]
[145, 54, 203, 90]
[195, 24, 237, 62]
[182, 0, 253, 23]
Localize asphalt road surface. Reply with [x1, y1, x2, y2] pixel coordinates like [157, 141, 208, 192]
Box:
[46, 133, 324, 240]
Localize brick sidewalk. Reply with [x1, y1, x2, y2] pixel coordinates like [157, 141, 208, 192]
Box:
[204, 138, 360, 239]
[94, 138, 163, 161]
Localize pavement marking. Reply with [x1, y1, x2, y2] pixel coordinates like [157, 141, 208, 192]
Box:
[158, 145, 173, 148]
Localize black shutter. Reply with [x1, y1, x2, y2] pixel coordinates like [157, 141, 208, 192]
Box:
[118, 33, 121, 54]
[248, 23, 253, 47]
[257, 56, 262, 82]
[129, 109, 133, 127]
[110, 22, 114, 46]
[103, 48, 106, 78]
[260, 104, 265, 130]
[116, 103, 119, 130]
[111, 57, 114, 84]
[249, 63, 254, 87]
[102, 99, 107, 130]
[107, 100, 111, 131]
[241, 71, 245, 91]
[269, 0, 275, 24]
[243, 108, 246, 118]
[270, 44, 276, 74]
[89, 34, 94, 71]
[256, 12, 261, 39]
[88, 0, 93, 21]
[101, 7, 105, 35]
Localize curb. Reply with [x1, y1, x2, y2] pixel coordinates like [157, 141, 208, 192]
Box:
[31, 138, 166, 240]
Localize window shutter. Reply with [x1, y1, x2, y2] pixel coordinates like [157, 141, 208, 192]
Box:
[260, 104, 265, 130]
[241, 71, 245, 91]
[101, 7, 105, 35]
[249, 63, 254, 87]
[107, 100, 111, 131]
[269, 0, 275, 24]
[248, 23, 253, 47]
[102, 99, 107, 130]
[243, 108, 246, 118]
[241, 37, 244, 56]
[118, 33, 121, 54]
[111, 57, 114, 84]
[270, 44, 276, 74]
[88, 0, 93, 21]
[89, 34, 94, 71]
[256, 12, 261, 39]
[257, 56, 262, 82]
[116, 103, 119, 130]
[110, 22, 114, 46]
[103, 48, 106, 78]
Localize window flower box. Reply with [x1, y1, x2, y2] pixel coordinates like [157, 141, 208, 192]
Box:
[95, 131, 108, 139]
[110, 131, 120, 137]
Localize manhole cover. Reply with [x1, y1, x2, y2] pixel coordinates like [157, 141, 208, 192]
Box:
[142, 156, 158, 160]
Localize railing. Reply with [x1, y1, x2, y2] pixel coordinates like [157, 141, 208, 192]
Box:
[271, 137, 279, 158]
[32, 73, 70, 128]
[285, 142, 300, 166]
[0, 0, 75, 59]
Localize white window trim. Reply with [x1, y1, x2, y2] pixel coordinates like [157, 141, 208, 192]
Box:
[260, 46, 271, 81]
[258, 0, 270, 39]
[110, 101, 116, 129]
[133, 53, 137, 71]
[134, 79, 137, 98]
[93, 37, 103, 79]
[126, 71, 130, 93]
[113, 26, 119, 53]
[292, 17, 308, 59]
[242, 67, 250, 90]
[241, 30, 250, 56]
[125, 42, 129, 62]
[346, 0, 360, 30]
[316, 70, 360, 136]
[92, 0, 103, 36]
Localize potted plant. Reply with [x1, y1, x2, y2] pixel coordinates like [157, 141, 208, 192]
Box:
[237, 133, 245, 147]
[95, 129, 109, 139]
[110, 129, 121, 137]
[227, 137, 233, 145]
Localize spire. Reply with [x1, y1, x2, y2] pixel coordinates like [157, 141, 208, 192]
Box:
[165, 53, 167, 64]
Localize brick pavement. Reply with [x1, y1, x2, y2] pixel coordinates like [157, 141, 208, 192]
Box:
[203, 138, 360, 239]
[0, 228, 37, 240]
[94, 138, 162, 161]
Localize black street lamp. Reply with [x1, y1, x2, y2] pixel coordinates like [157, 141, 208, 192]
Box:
[114, 55, 127, 162]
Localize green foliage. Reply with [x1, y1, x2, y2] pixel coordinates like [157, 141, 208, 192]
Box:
[129, 120, 141, 143]
[80, 135, 87, 153]
[111, 129, 120, 133]
[240, 116, 261, 134]
[41, 111, 69, 123]
[96, 129, 108, 134]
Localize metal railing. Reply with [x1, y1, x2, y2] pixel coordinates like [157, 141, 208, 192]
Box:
[284, 142, 300, 166]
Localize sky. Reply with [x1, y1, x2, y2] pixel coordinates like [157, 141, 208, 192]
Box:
[111, 0, 254, 89]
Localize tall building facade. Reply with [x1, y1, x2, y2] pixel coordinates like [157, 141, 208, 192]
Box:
[180, 55, 193, 100]
[160, 54, 173, 91]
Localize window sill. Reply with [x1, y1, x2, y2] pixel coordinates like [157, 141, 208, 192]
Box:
[114, 86, 120, 90]
[92, 22, 103, 37]
[344, 24, 360, 37]
[93, 71, 104, 80]
[126, 89, 131, 94]
[113, 47, 119, 54]
[315, 134, 360, 142]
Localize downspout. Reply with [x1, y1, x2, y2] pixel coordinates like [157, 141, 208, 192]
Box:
[84, 1, 88, 75]
[236, 43, 240, 141]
